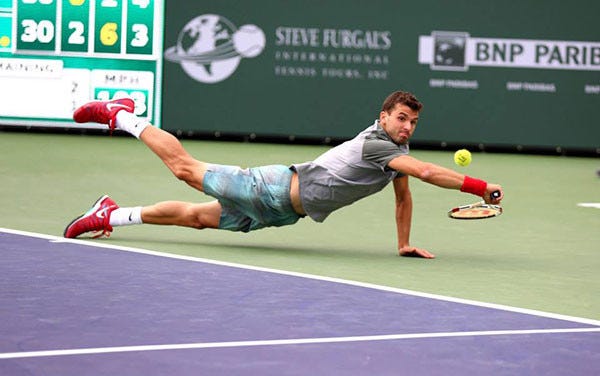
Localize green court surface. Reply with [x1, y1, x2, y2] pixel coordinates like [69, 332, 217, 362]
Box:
[1, 131, 599, 320]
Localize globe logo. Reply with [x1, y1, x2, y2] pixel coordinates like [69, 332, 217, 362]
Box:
[164, 14, 266, 84]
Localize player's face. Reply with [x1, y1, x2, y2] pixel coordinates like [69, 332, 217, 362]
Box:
[379, 103, 419, 145]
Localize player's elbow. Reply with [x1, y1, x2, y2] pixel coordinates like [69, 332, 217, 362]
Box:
[414, 163, 436, 183]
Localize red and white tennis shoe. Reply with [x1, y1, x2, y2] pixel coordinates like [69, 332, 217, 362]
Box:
[73, 98, 134, 131]
[63, 195, 119, 239]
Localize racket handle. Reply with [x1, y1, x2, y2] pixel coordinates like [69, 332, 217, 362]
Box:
[491, 190, 501, 199]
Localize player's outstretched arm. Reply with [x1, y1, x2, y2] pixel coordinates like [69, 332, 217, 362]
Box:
[389, 155, 465, 188]
[388, 155, 503, 202]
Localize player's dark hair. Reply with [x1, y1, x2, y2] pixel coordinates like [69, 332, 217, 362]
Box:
[381, 91, 423, 113]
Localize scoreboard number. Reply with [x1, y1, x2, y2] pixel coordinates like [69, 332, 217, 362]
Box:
[132, 0, 150, 9]
[96, 89, 148, 116]
[16, 0, 157, 54]
[99, 22, 118, 46]
[100, 0, 118, 7]
[20, 19, 54, 44]
[21, 0, 53, 4]
[67, 21, 85, 45]
[130, 24, 148, 47]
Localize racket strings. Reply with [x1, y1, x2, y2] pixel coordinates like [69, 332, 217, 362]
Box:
[448, 204, 502, 219]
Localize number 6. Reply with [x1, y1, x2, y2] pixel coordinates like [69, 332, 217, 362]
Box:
[100, 22, 118, 46]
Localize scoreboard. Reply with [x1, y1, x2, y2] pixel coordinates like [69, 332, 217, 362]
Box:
[0, 0, 163, 128]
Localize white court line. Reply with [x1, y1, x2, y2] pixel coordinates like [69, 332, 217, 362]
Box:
[1, 328, 599, 360]
[3, 227, 600, 327]
[577, 203, 600, 209]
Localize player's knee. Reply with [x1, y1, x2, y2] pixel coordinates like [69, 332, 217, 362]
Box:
[190, 220, 207, 230]
[189, 214, 217, 230]
[185, 204, 219, 230]
[171, 158, 203, 184]
[172, 165, 193, 182]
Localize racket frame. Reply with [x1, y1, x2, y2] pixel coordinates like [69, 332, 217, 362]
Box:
[448, 201, 503, 219]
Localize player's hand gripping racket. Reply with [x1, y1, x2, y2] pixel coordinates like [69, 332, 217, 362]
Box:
[448, 191, 502, 220]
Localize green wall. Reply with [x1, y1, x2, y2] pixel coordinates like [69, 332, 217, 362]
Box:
[161, 0, 600, 152]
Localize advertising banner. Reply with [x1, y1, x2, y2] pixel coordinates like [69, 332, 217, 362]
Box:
[160, 0, 599, 152]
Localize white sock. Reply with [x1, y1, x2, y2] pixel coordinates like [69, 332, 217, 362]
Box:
[109, 207, 143, 227]
[115, 110, 150, 139]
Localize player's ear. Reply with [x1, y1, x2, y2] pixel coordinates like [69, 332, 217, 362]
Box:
[379, 110, 388, 122]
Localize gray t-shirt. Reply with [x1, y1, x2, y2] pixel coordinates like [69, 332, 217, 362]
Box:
[292, 120, 409, 222]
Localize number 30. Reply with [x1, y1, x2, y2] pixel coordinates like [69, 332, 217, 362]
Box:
[21, 19, 54, 43]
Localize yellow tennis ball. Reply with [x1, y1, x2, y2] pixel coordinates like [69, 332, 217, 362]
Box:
[454, 149, 472, 166]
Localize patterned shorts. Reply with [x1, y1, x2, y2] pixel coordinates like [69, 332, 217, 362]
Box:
[202, 164, 302, 232]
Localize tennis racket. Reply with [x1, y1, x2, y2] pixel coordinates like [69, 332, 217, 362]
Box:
[448, 191, 502, 220]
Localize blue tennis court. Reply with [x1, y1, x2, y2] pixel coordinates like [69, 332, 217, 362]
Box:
[1, 228, 599, 375]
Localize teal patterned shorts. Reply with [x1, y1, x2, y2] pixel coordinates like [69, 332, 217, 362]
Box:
[202, 164, 302, 232]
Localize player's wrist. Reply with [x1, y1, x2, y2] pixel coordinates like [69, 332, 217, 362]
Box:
[460, 176, 487, 197]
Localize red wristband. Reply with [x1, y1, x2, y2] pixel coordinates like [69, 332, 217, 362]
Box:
[460, 176, 487, 197]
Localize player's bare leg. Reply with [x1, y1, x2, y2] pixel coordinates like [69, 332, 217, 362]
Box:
[136, 126, 208, 192]
[109, 107, 208, 192]
[72, 99, 209, 192]
[69, 100, 219, 237]
[141, 200, 221, 229]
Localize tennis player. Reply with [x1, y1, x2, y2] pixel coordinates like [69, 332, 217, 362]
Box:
[64, 91, 503, 259]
